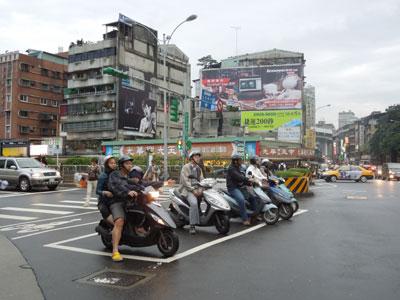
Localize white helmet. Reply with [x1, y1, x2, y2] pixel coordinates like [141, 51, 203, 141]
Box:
[189, 150, 201, 159]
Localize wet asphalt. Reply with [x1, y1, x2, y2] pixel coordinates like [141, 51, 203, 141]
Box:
[0, 180, 399, 300]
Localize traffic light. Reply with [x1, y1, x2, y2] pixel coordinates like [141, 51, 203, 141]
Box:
[170, 98, 179, 122]
[177, 139, 183, 151]
[102, 67, 129, 79]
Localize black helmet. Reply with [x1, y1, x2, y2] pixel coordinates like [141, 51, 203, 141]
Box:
[231, 153, 242, 161]
[249, 156, 259, 165]
[118, 155, 133, 166]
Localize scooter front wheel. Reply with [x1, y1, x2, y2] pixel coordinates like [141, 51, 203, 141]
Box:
[157, 229, 179, 257]
[263, 208, 279, 225]
[278, 203, 294, 220]
[215, 212, 230, 235]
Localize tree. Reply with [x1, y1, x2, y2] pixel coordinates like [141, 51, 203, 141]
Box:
[197, 55, 219, 69]
[370, 105, 400, 163]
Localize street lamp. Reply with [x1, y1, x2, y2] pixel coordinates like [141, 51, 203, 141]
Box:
[316, 104, 331, 112]
[161, 15, 197, 179]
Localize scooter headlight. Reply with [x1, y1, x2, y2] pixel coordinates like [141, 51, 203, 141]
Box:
[150, 213, 166, 225]
[149, 191, 160, 199]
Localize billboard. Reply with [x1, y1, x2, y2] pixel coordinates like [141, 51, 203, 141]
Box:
[200, 65, 303, 111]
[118, 72, 157, 137]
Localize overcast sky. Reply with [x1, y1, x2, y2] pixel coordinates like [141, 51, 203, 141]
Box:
[1, 0, 399, 127]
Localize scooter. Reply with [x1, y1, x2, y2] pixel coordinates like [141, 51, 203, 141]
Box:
[264, 177, 297, 220]
[169, 178, 231, 235]
[95, 186, 179, 257]
[269, 174, 299, 212]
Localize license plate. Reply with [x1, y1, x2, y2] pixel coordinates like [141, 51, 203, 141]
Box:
[49, 179, 55, 183]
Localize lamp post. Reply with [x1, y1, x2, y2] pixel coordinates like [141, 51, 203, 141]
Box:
[316, 104, 331, 112]
[161, 14, 197, 179]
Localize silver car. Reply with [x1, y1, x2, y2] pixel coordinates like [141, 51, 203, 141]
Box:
[0, 157, 62, 192]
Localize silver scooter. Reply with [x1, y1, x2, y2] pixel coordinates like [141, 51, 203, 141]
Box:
[169, 178, 231, 235]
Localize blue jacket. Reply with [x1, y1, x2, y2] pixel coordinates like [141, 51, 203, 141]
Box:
[96, 172, 111, 205]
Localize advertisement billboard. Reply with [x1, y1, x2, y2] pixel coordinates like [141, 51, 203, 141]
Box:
[200, 65, 303, 111]
[118, 71, 157, 137]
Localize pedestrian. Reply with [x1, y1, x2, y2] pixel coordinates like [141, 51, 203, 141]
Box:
[143, 160, 161, 182]
[85, 158, 100, 207]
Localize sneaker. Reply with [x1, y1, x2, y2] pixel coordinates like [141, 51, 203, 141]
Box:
[243, 220, 251, 226]
[189, 225, 196, 235]
[83, 202, 90, 207]
[112, 252, 123, 262]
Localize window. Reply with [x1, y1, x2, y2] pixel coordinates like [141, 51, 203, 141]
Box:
[41, 68, 49, 76]
[19, 110, 28, 118]
[41, 83, 49, 90]
[6, 95, 11, 102]
[6, 160, 17, 169]
[19, 95, 28, 102]
[6, 79, 11, 86]
[52, 85, 61, 93]
[20, 79, 30, 87]
[52, 114, 58, 120]
[20, 63, 29, 72]
[40, 98, 48, 105]
[0, 159, 5, 169]
[51, 100, 58, 107]
[40, 128, 49, 135]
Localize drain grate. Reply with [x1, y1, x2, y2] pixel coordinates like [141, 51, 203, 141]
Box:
[77, 269, 154, 289]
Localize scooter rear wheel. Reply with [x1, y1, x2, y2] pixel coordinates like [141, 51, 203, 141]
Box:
[157, 229, 179, 257]
[263, 208, 279, 225]
[215, 212, 230, 235]
[278, 203, 294, 220]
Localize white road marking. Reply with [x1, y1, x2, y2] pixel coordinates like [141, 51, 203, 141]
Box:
[0, 188, 80, 200]
[0, 207, 73, 215]
[1, 219, 82, 233]
[32, 203, 97, 210]
[346, 195, 368, 200]
[12, 221, 98, 240]
[61, 200, 97, 205]
[44, 209, 308, 263]
[0, 211, 98, 229]
[0, 214, 37, 221]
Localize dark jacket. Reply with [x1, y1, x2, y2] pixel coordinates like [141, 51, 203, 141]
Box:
[96, 171, 112, 206]
[226, 163, 249, 190]
[108, 170, 141, 204]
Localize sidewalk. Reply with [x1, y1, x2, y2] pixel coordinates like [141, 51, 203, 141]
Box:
[0, 234, 43, 300]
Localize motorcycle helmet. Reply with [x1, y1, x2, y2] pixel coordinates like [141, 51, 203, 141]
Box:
[189, 150, 201, 159]
[118, 155, 133, 167]
[249, 156, 259, 165]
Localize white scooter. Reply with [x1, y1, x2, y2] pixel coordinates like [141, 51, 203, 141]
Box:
[169, 178, 231, 235]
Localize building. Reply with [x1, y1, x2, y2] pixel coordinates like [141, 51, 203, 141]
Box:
[195, 49, 306, 153]
[303, 85, 315, 130]
[338, 110, 357, 129]
[0, 50, 67, 140]
[315, 120, 334, 161]
[61, 14, 191, 155]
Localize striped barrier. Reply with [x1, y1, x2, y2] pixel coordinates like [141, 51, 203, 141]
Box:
[284, 176, 310, 194]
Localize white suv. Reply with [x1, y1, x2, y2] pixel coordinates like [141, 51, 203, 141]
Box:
[0, 157, 62, 192]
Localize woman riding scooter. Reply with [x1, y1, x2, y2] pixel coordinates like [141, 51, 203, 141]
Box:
[96, 155, 117, 226]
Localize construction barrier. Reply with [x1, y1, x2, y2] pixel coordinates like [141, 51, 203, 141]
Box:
[284, 176, 310, 194]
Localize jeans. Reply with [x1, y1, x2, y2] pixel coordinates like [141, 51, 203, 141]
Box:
[186, 192, 200, 225]
[228, 188, 258, 221]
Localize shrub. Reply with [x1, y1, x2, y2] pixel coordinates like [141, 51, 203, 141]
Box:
[275, 170, 304, 178]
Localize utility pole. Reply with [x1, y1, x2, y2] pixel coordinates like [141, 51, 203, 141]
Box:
[231, 26, 241, 56]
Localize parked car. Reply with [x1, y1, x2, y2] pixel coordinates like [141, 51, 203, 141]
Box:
[0, 157, 62, 192]
[321, 165, 374, 183]
[382, 163, 400, 181]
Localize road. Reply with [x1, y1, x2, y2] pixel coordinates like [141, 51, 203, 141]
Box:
[0, 180, 399, 300]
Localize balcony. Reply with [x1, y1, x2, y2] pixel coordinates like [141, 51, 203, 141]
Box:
[38, 113, 53, 122]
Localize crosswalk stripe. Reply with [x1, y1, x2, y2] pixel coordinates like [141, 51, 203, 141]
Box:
[1, 207, 72, 215]
[32, 204, 97, 210]
[0, 214, 37, 221]
[61, 200, 97, 205]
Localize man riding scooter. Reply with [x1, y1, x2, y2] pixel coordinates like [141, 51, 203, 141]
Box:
[246, 156, 269, 187]
[177, 151, 204, 234]
[108, 155, 140, 262]
[227, 154, 258, 226]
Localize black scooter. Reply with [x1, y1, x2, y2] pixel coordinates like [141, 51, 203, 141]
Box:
[95, 186, 179, 257]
